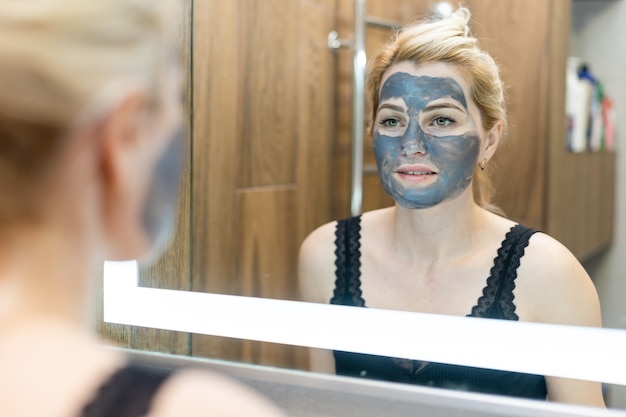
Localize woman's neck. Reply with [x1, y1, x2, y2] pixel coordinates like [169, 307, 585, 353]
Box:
[0, 223, 98, 331]
[388, 190, 490, 262]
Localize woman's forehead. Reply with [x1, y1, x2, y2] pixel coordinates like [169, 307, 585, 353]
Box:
[380, 61, 471, 97]
[379, 72, 468, 110]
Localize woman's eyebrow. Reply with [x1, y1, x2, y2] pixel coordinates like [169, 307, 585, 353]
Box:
[421, 102, 465, 113]
[377, 103, 406, 113]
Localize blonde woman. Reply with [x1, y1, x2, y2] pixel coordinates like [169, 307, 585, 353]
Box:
[0, 1, 285, 416]
[299, 7, 604, 407]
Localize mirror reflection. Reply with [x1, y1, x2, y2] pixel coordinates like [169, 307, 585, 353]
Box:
[97, 0, 625, 409]
[299, 7, 603, 404]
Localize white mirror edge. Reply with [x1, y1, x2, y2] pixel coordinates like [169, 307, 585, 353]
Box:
[103, 261, 626, 385]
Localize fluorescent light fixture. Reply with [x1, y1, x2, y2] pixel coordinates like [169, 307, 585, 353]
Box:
[103, 260, 626, 385]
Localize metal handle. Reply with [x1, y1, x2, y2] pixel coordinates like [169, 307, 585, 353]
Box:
[327, 31, 352, 49]
[332, 1, 400, 216]
[350, 0, 367, 217]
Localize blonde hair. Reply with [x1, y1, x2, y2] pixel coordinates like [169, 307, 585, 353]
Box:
[0, 0, 174, 223]
[366, 7, 506, 212]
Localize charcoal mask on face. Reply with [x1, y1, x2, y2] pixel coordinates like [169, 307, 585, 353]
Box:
[373, 72, 481, 209]
[140, 126, 184, 261]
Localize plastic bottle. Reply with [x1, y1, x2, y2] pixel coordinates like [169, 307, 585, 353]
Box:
[565, 57, 588, 153]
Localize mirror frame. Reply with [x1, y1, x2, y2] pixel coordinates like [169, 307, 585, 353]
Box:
[103, 261, 626, 385]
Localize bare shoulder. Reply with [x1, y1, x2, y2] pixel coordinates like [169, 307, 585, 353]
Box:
[518, 232, 605, 406]
[150, 369, 286, 417]
[515, 231, 601, 327]
[298, 220, 339, 304]
[298, 209, 394, 304]
[299, 220, 337, 258]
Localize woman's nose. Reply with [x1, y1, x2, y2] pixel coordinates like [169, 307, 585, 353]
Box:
[401, 122, 427, 156]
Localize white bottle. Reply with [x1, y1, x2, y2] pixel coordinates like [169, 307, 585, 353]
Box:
[565, 57, 588, 153]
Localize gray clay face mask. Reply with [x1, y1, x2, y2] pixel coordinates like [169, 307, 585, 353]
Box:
[373, 72, 481, 209]
[141, 126, 184, 261]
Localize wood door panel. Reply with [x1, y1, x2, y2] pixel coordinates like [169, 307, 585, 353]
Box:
[239, 0, 299, 188]
[190, 0, 336, 370]
[191, 0, 241, 298]
[367, 0, 431, 23]
[191, 187, 308, 370]
[362, 174, 394, 212]
[584, 152, 615, 259]
[466, 0, 550, 229]
[546, 153, 590, 256]
[236, 188, 298, 300]
[296, 0, 338, 242]
[600, 153, 616, 252]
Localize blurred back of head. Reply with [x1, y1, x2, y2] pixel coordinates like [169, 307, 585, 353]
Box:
[0, 0, 174, 225]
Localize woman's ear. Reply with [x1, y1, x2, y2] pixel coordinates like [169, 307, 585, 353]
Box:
[482, 120, 503, 162]
[97, 91, 152, 260]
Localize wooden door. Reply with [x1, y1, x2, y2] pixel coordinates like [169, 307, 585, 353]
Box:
[189, 0, 338, 370]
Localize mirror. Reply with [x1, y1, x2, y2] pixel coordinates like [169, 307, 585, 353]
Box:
[97, 0, 626, 409]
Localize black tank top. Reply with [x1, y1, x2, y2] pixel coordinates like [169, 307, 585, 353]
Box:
[80, 363, 174, 417]
[331, 215, 547, 400]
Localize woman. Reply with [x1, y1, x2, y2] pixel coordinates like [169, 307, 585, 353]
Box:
[0, 1, 285, 416]
[299, 7, 604, 406]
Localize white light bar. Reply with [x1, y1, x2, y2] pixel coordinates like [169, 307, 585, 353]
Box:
[103, 261, 626, 385]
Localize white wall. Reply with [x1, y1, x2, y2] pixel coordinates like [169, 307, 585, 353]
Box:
[570, 0, 626, 409]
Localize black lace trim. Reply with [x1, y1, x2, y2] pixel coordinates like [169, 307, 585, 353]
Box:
[331, 215, 365, 307]
[330, 218, 536, 321]
[469, 224, 537, 320]
[80, 364, 173, 417]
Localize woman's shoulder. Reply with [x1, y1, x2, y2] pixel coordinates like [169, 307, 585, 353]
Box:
[300, 218, 339, 250]
[300, 208, 392, 246]
[515, 228, 601, 327]
[150, 369, 286, 417]
[522, 230, 589, 285]
[298, 219, 341, 304]
[299, 208, 392, 254]
[298, 208, 392, 303]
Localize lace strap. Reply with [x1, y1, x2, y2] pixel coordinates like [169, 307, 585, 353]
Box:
[469, 224, 537, 320]
[331, 215, 365, 306]
[80, 364, 173, 417]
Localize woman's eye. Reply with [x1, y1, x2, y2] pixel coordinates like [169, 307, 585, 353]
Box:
[433, 116, 453, 127]
[379, 118, 401, 128]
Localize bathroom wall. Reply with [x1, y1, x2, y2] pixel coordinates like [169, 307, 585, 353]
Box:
[571, 0, 626, 408]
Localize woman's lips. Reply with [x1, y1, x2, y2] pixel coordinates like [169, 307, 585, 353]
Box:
[395, 165, 437, 182]
[397, 170, 435, 175]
